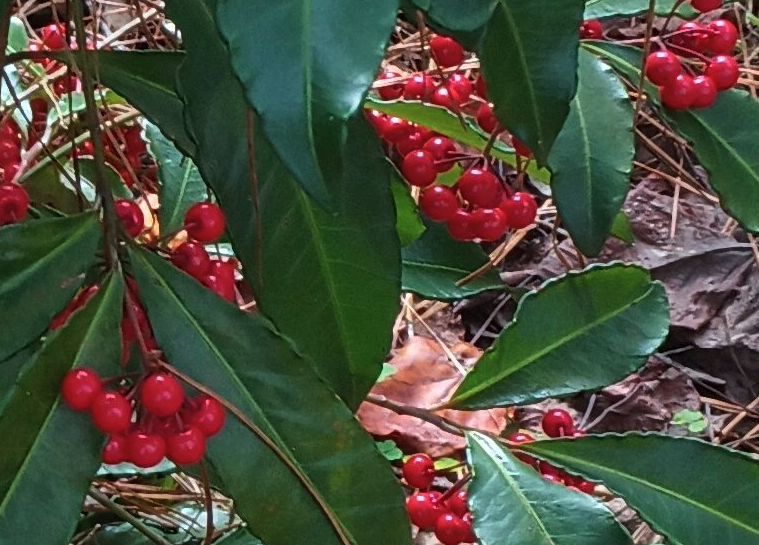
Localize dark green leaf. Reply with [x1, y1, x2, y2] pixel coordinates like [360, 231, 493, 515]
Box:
[144, 121, 207, 233]
[610, 211, 634, 243]
[548, 49, 633, 256]
[0, 212, 101, 362]
[216, 529, 265, 545]
[0, 274, 122, 544]
[391, 173, 425, 246]
[522, 433, 759, 545]
[131, 248, 411, 545]
[448, 263, 669, 408]
[402, 221, 503, 300]
[0, 344, 37, 413]
[216, 0, 398, 207]
[584, 0, 699, 19]
[365, 98, 551, 183]
[467, 432, 631, 545]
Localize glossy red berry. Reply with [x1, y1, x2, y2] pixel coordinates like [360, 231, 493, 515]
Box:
[166, 426, 206, 465]
[422, 136, 456, 172]
[114, 199, 144, 238]
[435, 513, 468, 545]
[171, 242, 212, 280]
[474, 74, 487, 99]
[429, 35, 464, 68]
[506, 431, 535, 464]
[707, 19, 738, 54]
[445, 489, 468, 517]
[541, 408, 575, 438]
[706, 55, 739, 90]
[429, 87, 459, 111]
[402, 150, 437, 187]
[471, 207, 508, 241]
[446, 209, 475, 241]
[140, 373, 184, 417]
[671, 22, 709, 54]
[446, 73, 472, 105]
[461, 513, 477, 544]
[127, 432, 166, 468]
[691, 75, 718, 108]
[690, 0, 721, 12]
[61, 368, 102, 411]
[579, 19, 603, 39]
[405, 491, 444, 529]
[186, 395, 226, 437]
[382, 116, 413, 143]
[404, 73, 435, 100]
[377, 69, 404, 101]
[184, 202, 225, 243]
[645, 50, 682, 86]
[0, 184, 29, 225]
[101, 435, 129, 465]
[395, 131, 427, 156]
[659, 73, 695, 110]
[50, 285, 99, 330]
[576, 479, 597, 494]
[202, 270, 236, 302]
[365, 109, 392, 136]
[475, 102, 499, 134]
[419, 185, 460, 222]
[40, 23, 67, 50]
[90, 391, 132, 434]
[501, 191, 537, 229]
[511, 137, 532, 158]
[457, 168, 500, 208]
[402, 453, 436, 489]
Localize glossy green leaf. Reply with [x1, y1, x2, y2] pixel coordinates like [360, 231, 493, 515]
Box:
[163, 0, 401, 408]
[522, 433, 759, 545]
[366, 98, 551, 183]
[216, 0, 398, 207]
[0, 213, 101, 362]
[145, 121, 207, 233]
[584, 0, 699, 19]
[610, 211, 634, 243]
[587, 41, 759, 233]
[402, 221, 503, 300]
[548, 49, 633, 256]
[391, 174, 425, 246]
[448, 263, 668, 408]
[6, 16, 27, 53]
[0, 274, 122, 545]
[130, 248, 411, 545]
[467, 432, 631, 545]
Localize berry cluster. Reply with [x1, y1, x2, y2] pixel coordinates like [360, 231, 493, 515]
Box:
[61, 367, 225, 467]
[368, 34, 539, 242]
[402, 453, 476, 545]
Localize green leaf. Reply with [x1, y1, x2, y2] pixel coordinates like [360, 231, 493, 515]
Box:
[365, 98, 551, 183]
[216, 0, 398, 207]
[376, 440, 404, 462]
[448, 263, 669, 408]
[583, 0, 699, 19]
[402, 221, 504, 300]
[0, 212, 101, 362]
[587, 41, 759, 233]
[144, 121, 207, 233]
[548, 49, 633, 256]
[0, 274, 123, 545]
[6, 16, 27, 53]
[467, 432, 631, 545]
[610, 211, 634, 243]
[391, 173, 425, 246]
[479, 0, 584, 164]
[130, 247, 411, 545]
[521, 433, 759, 545]
[164, 0, 401, 408]
[0, 344, 37, 414]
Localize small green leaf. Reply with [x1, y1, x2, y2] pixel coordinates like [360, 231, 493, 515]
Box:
[0, 212, 101, 362]
[522, 433, 759, 545]
[610, 211, 634, 243]
[449, 263, 669, 408]
[391, 173, 425, 247]
[433, 457, 462, 472]
[6, 16, 27, 53]
[377, 362, 397, 382]
[402, 221, 503, 300]
[467, 432, 632, 545]
[376, 440, 404, 462]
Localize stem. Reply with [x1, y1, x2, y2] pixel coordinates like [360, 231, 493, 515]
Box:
[660, 0, 688, 36]
[199, 462, 215, 545]
[632, 0, 659, 127]
[437, 473, 472, 504]
[89, 487, 172, 545]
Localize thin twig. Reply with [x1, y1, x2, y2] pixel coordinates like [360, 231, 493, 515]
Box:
[89, 487, 172, 545]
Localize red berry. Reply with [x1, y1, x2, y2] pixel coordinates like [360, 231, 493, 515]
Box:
[576, 479, 596, 494]
[446, 209, 475, 241]
[127, 432, 166, 468]
[659, 73, 696, 109]
[579, 19, 603, 40]
[90, 391, 132, 434]
[645, 50, 682, 86]
[671, 22, 709, 54]
[690, 0, 721, 12]
[166, 426, 206, 465]
[0, 184, 29, 225]
[475, 102, 499, 134]
[171, 242, 212, 280]
[401, 150, 437, 187]
[705, 55, 739, 90]
[377, 70, 404, 101]
[435, 513, 468, 545]
[40, 23, 67, 50]
[382, 116, 413, 143]
[184, 202, 226, 243]
[471, 207, 508, 241]
[429, 87, 459, 111]
[511, 137, 532, 159]
[102, 435, 128, 465]
[446, 73, 472, 105]
[365, 109, 392, 136]
[543, 473, 562, 484]
[538, 461, 564, 481]
[202, 270, 236, 302]
[707, 19, 738, 54]
[61, 368, 102, 411]
[114, 199, 144, 238]
[185, 395, 226, 437]
[501, 192, 537, 229]
[404, 73, 435, 100]
[461, 513, 477, 544]
[405, 491, 444, 529]
[445, 489, 468, 517]
[50, 285, 100, 331]
[0, 141, 20, 165]
[457, 168, 501, 208]
[422, 136, 456, 172]
[691, 75, 718, 108]
[541, 408, 575, 438]
[506, 431, 535, 464]
[429, 35, 464, 68]
[395, 131, 427, 156]
[420, 185, 460, 222]
[474, 74, 487, 99]
[140, 373, 184, 417]
[402, 453, 436, 489]
[123, 126, 146, 155]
